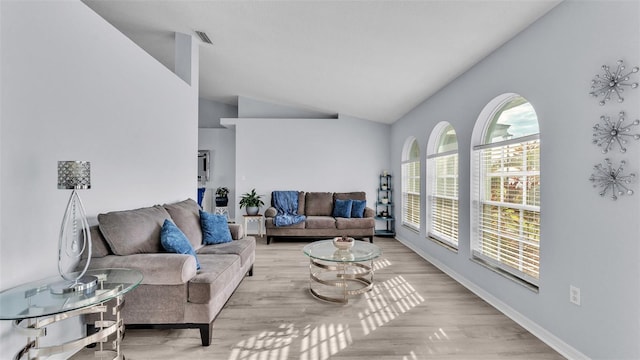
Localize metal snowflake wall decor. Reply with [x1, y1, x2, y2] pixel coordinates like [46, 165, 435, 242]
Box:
[590, 60, 639, 105]
[592, 111, 640, 153]
[589, 158, 636, 200]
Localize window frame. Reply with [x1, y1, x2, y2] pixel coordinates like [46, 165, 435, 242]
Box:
[471, 94, 541, 287]
[401, 137, 421, 231]
[426, 123, 459, 249]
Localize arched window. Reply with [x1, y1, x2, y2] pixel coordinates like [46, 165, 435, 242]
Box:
[471, 94, 540, 286]
[426, 123, 458, 248]
[401, 137, 420, 230]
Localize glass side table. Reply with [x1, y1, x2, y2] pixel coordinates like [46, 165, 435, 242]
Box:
[303, 239, 381, 304]
[0, 268, 143, 360]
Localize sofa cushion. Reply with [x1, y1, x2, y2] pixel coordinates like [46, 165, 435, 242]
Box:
[200, 211, 233, 244]
[351, 200, 366, 218]
[265, 218, 306, 229]
[87, 253, 197, 285]
[163, 199, 203, 251]
[305, 192, 334, 216]
[98, 205, 171, 255]
[160, 219, 200, 270]
[333, 199, 353, 218]
[336, 217, 376, 230]
[305, 216, 336, 229]
[334, 192, 366, 201]
[197, 237, 256, 268]
[84, 225, 112, 259]
[188, 254, 241, 304]
[297, 191, 306, 216]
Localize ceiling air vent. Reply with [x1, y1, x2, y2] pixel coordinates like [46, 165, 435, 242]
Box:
[195, 31, 212, 44]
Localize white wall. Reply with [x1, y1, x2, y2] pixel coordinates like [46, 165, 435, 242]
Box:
[224, 114, 390, 230]
[238, 96, 337, 119]
[391, 1, 639, 359]
[0, 1, 3, 293]
[198, 128, 236, 215]
[199, 98, 238, 128]
[0, 0, 198, 357]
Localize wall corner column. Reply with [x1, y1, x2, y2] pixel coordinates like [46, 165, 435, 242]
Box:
[174, 32, 199, 92]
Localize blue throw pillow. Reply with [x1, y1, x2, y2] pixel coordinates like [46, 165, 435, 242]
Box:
[160, 219, 200, 270]
[200, 210, 233, 245]
[333, 199, 353, 218]
[351, 200, 366, 218]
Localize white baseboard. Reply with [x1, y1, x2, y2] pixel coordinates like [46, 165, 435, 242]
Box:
[395, 236, 589, 360]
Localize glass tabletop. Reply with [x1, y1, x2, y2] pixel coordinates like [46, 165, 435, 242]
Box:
[0, 268, 143, 320]
[303, 239, 381, 263]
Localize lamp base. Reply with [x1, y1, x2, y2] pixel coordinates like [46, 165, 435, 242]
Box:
[50, 275, 98, 295]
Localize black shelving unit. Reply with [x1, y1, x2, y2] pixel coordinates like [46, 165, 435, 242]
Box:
[375, 173, 395, 237]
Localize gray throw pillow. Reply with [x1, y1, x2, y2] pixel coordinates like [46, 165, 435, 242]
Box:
[98, 205, 171, 256]
[305, 192, 334, 216]
[163, 199, 203, 251]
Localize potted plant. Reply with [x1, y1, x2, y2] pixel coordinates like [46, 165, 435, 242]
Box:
[239, 188, 264, 215]
[215, 187, 229, 207]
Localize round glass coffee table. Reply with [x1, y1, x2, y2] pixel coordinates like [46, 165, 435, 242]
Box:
[303, 239, 381, 304]
[0, 268, 143, 360]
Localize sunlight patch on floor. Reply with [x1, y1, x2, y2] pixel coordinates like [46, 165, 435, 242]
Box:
[229, 323, 298, 360]
[373, 258, 392, 271]
[402, 350, 419, 360]
[428, 328, 449, 342]
[359, 275, 425, 335]
[300, 323, 352, 360]
[228, 322, 352, 360]
[424, 327, 453, 355]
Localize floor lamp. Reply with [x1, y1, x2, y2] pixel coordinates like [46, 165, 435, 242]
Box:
[50, 161, 97, 295]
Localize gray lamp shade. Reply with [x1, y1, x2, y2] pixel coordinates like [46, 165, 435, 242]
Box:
[57, 161, 91, 190]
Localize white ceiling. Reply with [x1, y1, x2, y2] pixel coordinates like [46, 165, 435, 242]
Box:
[83, 0, 561, 124]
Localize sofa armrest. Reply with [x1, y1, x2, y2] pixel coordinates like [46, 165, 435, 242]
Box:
[229, 223, 244, 239]
[85, 253, 197, 285]
[264, 207, 277, 218]
[364, 207, 375, 218]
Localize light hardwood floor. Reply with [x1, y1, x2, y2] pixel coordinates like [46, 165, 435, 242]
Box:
[72, 237, 564, 360]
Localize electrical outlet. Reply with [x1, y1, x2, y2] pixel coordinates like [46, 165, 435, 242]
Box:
[570, 285, 581, 306]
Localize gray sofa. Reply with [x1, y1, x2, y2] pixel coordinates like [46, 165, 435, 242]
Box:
[264, 191, 375, 244]
[82, 199, 255, 346]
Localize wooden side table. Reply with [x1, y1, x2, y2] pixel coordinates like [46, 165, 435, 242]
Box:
[243, 214, 264, 237]
[214, 206, 229, 219]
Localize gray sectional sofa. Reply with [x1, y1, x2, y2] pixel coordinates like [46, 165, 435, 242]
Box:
[264, 191, 375, 244]
[82, 199, 255, 346]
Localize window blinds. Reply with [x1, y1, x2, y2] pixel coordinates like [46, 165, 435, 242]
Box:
[402, 160, 420, 230]
[427, 152, 458, 247]
[472, 137, 540, 285]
